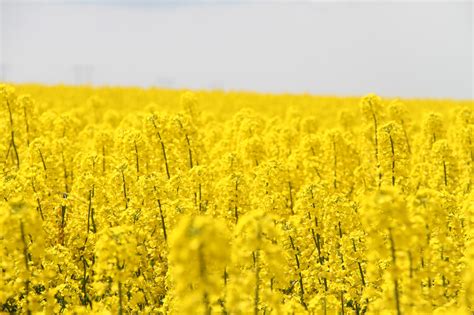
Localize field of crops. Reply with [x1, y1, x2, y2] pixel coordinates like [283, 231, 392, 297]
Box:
[0, 83, 473, 314]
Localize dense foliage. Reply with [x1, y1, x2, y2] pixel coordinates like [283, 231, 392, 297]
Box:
[0, 84, 473, 314]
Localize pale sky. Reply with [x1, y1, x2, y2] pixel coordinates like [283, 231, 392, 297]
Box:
[0, 1, 472, 99]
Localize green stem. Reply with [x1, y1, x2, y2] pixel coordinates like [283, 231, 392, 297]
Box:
[157, 199, 167, 243]
[31, 182, 45, 221]
[152, 122, 171, 179]
[121, 169, 128, 209]
[23, 105, 30, 146]
[20, 221, 31, 314]
[38, 149, 47, 172]
[289, 235, 307, 309]
[134, 140, 140, 175]
[400, 120, 411, 154]
[87, 189, 93, 234]
[389, 134, 396, 186]
[11, 131, 20, 168]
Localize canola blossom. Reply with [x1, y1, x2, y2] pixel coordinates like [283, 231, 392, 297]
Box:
[0, 83, 473, 314]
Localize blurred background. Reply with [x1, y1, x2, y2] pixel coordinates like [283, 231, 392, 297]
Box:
[0, 0, 472, 99]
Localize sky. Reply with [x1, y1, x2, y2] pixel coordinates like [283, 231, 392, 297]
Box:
[0, 1, 472, 99]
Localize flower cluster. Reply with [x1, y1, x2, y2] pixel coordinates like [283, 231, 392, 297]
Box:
[1, 83, 472, 314]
